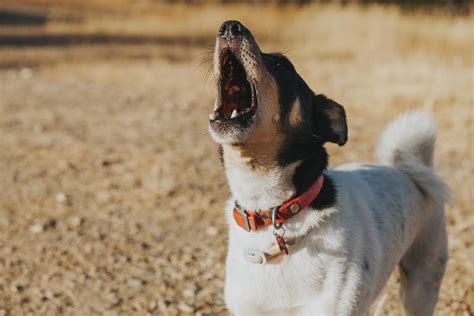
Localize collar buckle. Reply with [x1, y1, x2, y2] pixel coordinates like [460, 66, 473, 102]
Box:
[234, 201, 252, 232]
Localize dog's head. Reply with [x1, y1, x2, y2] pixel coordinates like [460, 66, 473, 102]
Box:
[209, 20, 347, 170]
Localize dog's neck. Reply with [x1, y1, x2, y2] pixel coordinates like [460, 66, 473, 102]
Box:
[222, 144, 302, 211]
[221, 142, 335, 212]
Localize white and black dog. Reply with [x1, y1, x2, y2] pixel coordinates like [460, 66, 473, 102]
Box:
[208, 21, 450, 316]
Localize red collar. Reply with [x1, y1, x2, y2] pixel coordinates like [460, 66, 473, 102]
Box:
[233, 175, 325, 232]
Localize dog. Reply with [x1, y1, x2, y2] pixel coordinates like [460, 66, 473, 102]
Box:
[208, 20, 450, 316]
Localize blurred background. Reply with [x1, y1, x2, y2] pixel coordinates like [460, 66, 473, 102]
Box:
[0, 0, 472, 315]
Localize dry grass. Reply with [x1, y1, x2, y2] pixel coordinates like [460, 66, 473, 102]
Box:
[0, 3, 472, 315]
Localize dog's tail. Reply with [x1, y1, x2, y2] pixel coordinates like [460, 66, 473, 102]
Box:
[376, 111, 451, 206]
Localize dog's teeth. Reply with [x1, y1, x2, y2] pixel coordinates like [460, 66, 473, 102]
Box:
[231, 109, 238, 119]
[209, 112, 216, 120]
[214, 103, 218, 111]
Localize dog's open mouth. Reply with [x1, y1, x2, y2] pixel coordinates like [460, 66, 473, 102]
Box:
[210, 49, 257, 122]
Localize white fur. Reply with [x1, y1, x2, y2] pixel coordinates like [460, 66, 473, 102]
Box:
[208, 123, 250, 144]
[224, 112, 449, 315]
[223, 146, 300, 211]
[376, 111, 452, 206]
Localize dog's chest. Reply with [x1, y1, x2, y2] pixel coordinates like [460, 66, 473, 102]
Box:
[224, 225, 348, 314]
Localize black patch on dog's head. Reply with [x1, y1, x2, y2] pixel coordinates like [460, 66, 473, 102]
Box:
[262, 52, 348, 209]
[312, 94, 348, 146]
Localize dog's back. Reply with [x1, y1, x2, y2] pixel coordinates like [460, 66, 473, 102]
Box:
[330, 111, 450, 315]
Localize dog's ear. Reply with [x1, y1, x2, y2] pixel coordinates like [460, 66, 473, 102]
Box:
[311, 94, 348, 146]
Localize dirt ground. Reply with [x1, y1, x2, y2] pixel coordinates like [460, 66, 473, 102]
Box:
[0, 4, 472, 315]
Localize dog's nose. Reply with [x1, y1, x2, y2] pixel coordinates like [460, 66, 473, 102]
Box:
[219, 20, 245, 40]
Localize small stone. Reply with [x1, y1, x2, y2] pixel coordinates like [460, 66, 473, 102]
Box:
[44, 290, 54, 299]
[132, 300, 144, 311]
[205, 226, 218, 237]
[29, 224, 43, 234]
[156, 298, 168, 314]
[127, 278, 144, 288]
[56, 192, 67, 203]
[183, 289, 195, 298]
[70, 217, 82, 227]
[202, 272, 214, 280]
[148, 300, 157, 311]
[19, 67, 32, 79]
[177, 302, 194, 313]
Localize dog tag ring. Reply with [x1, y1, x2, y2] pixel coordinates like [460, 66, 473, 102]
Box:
[273, 226, 289, 255]
[275, 234, 289, 255]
